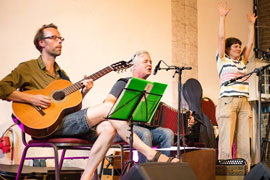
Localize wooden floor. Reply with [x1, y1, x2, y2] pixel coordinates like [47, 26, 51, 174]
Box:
[0, 164, 83, 180]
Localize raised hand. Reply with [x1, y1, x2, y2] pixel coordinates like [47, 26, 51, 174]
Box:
[218, 1, 231, 17]
[247, 11, 257, 24]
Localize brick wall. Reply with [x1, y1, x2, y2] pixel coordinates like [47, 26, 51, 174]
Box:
[256, 0, 270, 58]
[171, 0, 197, 107]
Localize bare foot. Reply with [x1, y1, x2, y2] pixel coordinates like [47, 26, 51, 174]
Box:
[170, 157, 180, 163]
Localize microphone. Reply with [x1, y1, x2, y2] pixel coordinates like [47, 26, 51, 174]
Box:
[224, 78, 237, 86]
[224, 72, 251, 86]
[153, 60, 162, 75]
[127, 58, 133, 64]
[128, 53, 137, 64]
[254, 48, 259, 52]
[181, 66, 192, 70]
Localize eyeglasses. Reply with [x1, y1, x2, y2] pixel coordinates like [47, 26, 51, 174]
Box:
[42, 35, 65, 41]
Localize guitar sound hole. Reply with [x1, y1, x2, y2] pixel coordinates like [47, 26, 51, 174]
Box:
[53, 91, 66, 101]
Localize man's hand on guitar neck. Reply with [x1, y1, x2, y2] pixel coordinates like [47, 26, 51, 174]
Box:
[81, 75, 94, 97]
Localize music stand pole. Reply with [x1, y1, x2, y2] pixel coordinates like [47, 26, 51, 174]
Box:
[121, 91, 146, 175]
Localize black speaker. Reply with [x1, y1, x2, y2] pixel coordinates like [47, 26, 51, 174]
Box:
[121, 162, 197, 180]
[244, 162, 270, 180]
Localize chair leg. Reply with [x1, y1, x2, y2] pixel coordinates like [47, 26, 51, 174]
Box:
[93, 169, 99, 180]
[119, 145, 124, 172]
[59, 149, 66, 171]
[98, 157, 105, 179]
[16, 146, 30, 180]
[51, 145, 60, 180]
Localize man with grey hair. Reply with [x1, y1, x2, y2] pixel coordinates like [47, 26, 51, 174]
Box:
[111, 50, 174, 163]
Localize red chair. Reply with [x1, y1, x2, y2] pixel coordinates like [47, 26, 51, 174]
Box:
[201, 97, 217, 126]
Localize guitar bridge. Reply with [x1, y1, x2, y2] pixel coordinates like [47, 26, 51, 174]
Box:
[33, 105, 45, 116]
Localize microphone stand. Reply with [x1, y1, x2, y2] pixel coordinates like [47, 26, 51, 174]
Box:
[257, 70, 262, 162]
[225, 63, 270, 162]
[158, 65, 191, 159]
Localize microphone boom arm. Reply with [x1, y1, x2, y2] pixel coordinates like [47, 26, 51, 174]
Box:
[225, 64, 270, 86]
[159, 66, 192, 71]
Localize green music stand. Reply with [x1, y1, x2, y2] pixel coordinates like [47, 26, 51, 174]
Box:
[107, 77, 167, 175]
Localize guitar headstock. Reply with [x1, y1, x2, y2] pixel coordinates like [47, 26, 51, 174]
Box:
[111, 61, 133, 72]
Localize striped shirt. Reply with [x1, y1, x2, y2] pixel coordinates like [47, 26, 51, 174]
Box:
[216, 54, 249, 98]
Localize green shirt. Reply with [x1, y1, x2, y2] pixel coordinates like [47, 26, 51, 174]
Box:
[0, 56, 69, 100]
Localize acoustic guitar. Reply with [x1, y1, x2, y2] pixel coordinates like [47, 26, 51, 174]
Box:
[12, 61, 132, 138]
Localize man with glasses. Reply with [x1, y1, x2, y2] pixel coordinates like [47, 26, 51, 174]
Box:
[0, 23, 179, 180]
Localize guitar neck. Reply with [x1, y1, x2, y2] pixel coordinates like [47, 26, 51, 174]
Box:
[84, 65, 113, 81]
[63, 65, 113, 95]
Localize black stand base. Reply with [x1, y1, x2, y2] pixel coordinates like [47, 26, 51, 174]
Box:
[120, 121, 135, 177]
[121, 160, 134, 177]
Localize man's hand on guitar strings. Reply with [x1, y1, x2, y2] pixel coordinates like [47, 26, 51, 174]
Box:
[81, 75, 94, 97]
[31, 94, 51, 109]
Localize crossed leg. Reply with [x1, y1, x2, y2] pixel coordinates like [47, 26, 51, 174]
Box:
[81, 100, 179, 179]
[81, 121, 116, 180]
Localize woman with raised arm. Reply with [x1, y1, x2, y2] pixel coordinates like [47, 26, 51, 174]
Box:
[216, 1, 257, 168]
